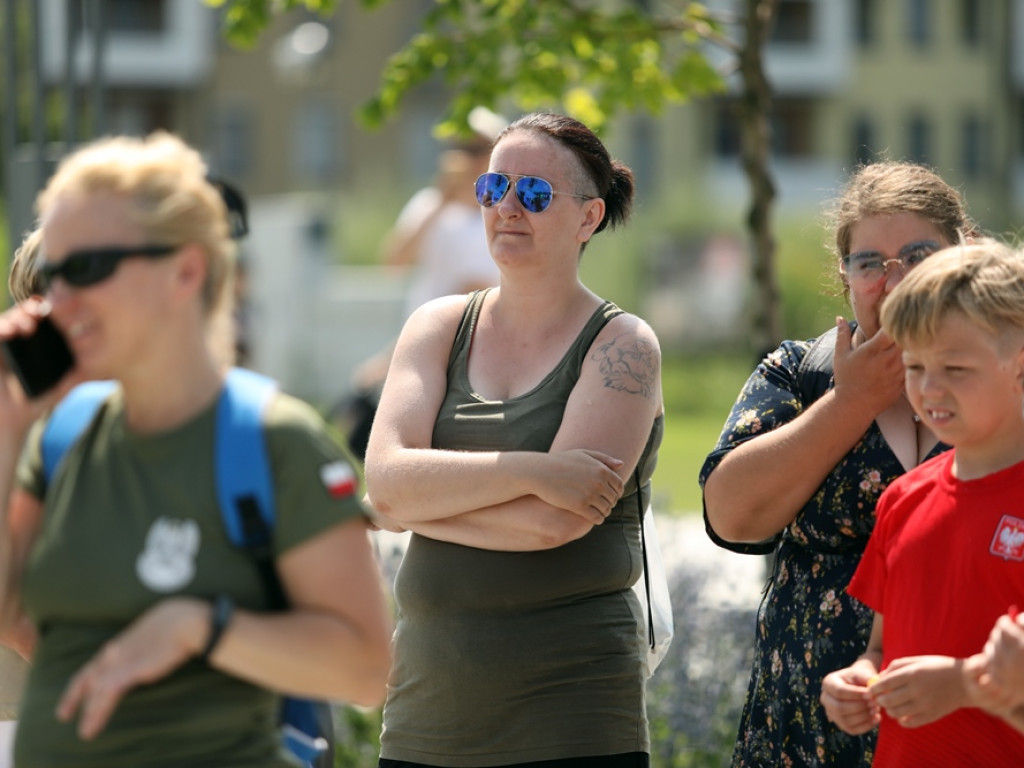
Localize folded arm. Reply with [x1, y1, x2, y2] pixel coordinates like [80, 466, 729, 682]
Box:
[365, 300, 662, 551]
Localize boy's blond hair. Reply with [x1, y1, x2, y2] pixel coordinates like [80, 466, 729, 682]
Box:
[881, 240, 1024, 348]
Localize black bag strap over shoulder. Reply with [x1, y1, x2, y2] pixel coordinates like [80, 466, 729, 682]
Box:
[704, 324, 846, 556]
[635, 467, 654, 650]
[796, 324, 840, 405]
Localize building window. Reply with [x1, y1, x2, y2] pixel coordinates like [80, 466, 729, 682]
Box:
[772, 99, 815, 158]
[961, 0, 986, 46]
[854, 0, 875, 47]
[771, 0, 814, 44]
[712, 98, 815, 159]
[962, 113, 990, 179]
[712, 99, 741, 158]
[107, 93, 173, 136]
[1020, 98, 1024, 157]
[630, 117, 657, 199]
[210, 104, 254, 182]
[907, 114, 931, 164]
[83, 0, 167, 34]
[291, 98, 339, 186]
[907, 0, 930, 47]
[852, 116, 875, 166]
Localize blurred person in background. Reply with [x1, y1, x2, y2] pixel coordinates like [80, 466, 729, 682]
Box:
[341, 107, 506, 460]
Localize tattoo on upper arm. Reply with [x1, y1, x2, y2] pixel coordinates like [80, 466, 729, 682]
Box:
[592, 335, 658, 398]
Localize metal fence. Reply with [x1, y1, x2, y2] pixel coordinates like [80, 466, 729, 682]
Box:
[2, 0, 109, 279]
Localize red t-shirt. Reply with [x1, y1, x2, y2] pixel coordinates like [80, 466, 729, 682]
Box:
[849, 451, 1024, 767]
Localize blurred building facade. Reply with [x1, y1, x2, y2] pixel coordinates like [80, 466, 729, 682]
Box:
[8, 0, 1024, 398]
[25, 1, 1024, 221]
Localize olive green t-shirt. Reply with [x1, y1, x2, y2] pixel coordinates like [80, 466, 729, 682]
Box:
[14, 386, 366, 768]
[380, 292, 663, 766]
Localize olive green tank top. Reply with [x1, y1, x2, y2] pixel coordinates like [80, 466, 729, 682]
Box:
[380, 290, 663, 766]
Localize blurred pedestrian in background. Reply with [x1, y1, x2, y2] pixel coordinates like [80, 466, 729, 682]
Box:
[341, 107, 507, 460]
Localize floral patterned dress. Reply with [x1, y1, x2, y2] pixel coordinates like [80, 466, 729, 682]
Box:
[699, 335, 948, 768]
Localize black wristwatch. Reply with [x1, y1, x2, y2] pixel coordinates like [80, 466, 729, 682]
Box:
[199, 594, 235, 663]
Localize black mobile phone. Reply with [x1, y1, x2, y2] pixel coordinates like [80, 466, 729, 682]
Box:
[1, 315, 75, 398]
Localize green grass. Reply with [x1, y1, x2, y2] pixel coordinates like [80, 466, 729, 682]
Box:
[653, 352, 753, 516]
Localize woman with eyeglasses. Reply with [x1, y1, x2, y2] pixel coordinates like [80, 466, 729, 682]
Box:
[0, 132, 393, 767]
[364, 112, 663, 768]
[699, 161, 977, 768]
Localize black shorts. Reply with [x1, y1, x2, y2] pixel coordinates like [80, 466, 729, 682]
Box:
[380, 753, 650, 768]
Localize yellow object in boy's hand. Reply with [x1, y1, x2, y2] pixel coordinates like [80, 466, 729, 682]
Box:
[867, 675, 880, 688]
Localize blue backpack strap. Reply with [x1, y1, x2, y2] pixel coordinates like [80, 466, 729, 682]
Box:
[41, 381, 119, 484]
[215, 367, 277, 546]
[215, 368, 332, 768]
[215, 367, 287, 608]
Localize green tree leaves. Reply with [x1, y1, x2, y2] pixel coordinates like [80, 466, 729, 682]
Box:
[206, 0, 339, 48]
[211, 0, 727, 134]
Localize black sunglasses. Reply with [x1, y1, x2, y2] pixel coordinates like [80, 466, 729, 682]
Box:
[474, 172, 593, 213]
[37, 245, 179, 292]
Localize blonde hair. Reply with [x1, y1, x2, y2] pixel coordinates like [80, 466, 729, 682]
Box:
[881, 240, 1024, 348]
[8, 227, 43, 303]
[35, 132, 237, 363]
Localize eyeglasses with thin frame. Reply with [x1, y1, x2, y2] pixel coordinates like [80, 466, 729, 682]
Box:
[841, 240, 942, 284]
[36, 245, 179, 292]
[474, 172, 594, 214]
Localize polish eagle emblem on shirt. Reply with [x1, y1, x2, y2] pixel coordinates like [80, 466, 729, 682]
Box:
[991, 515, 1024, 561]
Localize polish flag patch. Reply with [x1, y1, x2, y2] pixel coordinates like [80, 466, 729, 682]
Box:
[991, 515, 1024, 561]
[320, 461, 357, 499]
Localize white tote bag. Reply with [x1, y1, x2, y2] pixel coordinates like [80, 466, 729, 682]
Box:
[632, 493, 674, 677]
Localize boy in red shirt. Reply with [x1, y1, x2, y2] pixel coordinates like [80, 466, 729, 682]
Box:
[820, 240, 1024, 766]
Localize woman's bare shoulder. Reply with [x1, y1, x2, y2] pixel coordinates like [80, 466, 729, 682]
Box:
[594, 311, 662, 355]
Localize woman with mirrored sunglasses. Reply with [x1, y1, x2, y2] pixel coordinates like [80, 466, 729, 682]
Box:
[700, 161, 979, 768]
[365, 112, 664, 768]
[0, 132, 393, 767]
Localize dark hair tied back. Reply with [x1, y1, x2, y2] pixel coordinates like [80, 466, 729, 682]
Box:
[599, 162, 635, 234]
[499, 112, 635, 236]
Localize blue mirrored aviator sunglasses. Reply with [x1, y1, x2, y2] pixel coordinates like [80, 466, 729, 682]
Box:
[37, 244, 178, 292]
[474, 172, 594, 214]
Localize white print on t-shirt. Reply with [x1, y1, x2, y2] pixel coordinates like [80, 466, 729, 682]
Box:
[136, 517, 201, 592]
[991, 515, 1024, 561]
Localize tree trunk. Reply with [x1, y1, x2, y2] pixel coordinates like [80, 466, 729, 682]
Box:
[737, 0, 780, 358]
